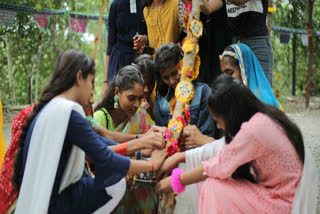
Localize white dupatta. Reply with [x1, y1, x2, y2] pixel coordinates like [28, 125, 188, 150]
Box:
[185, 137, 226, 213]
[16, 97, 86, 213]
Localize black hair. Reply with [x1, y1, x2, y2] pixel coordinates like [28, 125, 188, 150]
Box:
[154, 43, 183, 97]
[95, 65, 144, 111]
[143, 0, 167, 9]
[207, 75, 304, 182]
[133, 54, 155, 77]
[222, 46, 239, 69]
[12, 49, 95, 189]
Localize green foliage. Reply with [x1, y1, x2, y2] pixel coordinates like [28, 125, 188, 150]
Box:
[0, 0, 319, 106]
[0, 0, 109, 105]
[271, 0, 320, 99]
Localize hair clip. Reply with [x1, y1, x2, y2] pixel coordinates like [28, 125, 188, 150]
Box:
[219, 51, 237, 61]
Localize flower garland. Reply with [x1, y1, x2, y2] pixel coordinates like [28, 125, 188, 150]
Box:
[166, 0, 202, 157]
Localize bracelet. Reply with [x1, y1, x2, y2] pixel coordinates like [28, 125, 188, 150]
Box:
[104, 80, 108, 83]
[171, 168, 186, 194]
[136, 134, 139, 139]
[115, 142, 128, 156]
[149, 160, 155, 171]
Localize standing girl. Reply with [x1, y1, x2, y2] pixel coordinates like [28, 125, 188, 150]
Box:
[143, 0, 181, 50]
[104, 0, 148, 93]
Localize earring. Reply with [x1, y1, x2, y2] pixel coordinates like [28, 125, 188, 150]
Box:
[114, 95, 119, 109]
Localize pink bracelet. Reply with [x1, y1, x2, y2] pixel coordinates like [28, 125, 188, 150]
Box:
[171, 168, 185, 194]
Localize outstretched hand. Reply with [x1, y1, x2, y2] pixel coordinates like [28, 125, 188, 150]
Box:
[157, 153, 179, 178]
[155, 176, 173, 193]
[145, 125, 166, 137]
[183, 125, 213, 148]
[151, 149, 167, 171]
[139, 131, 165, 150]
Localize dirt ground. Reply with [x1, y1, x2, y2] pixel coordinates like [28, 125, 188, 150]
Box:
[2, 97, 320, 213]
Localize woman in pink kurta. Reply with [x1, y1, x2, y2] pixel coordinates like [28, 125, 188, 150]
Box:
[199, 112, 303, 213]
[155, 76, 306, 214]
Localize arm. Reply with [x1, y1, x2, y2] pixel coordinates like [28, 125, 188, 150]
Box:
[158, 152, 186, 177]
[227, 0, 249, 6]
[155, 165, 207, 193]
[128, 149, 167, 175]
[108, 132, 165, 156]
[201, 0, 224, 15]
[196, 85, 216, 138]
[103, 55, 109, 95]
[68, 112, 130, 188]
[183, 125, 214, 147]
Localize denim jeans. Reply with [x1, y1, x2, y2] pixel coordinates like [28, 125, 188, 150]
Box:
[233, 36, 274, 86]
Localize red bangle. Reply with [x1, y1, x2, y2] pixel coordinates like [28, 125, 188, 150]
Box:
[115, 142, 127, 156]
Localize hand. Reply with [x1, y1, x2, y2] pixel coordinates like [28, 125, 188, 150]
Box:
[183, 125, 213, 148]
[157, 153, 180, 178]
[155, 176, 173, 193]
[146, 125, 166, 137]
[133, 35, 147, 50]
[150, 149, 167, 170]
[139, 131, 165, 150]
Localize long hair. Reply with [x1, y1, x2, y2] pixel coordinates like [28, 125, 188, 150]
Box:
[12, 49, 95, 189]
[154, 43, 183, 97]
[95, 65, 144, 111]
[207, 76, 304, 182]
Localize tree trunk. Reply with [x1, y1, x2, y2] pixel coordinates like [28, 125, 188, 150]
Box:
[5, 33, 15, 103]
[35, 36, 44, 101]
[305, 0, 314, 108]
[292, 33, 297, 96]
[93, 0, 107, 61]
[267, 0, 274, 36]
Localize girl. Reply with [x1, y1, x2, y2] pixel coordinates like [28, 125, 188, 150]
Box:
[133, 54, 156, 120]
[154, 43, 215, 138]
[219, 43, 280, 108]
[156, 76, 318, 214]
[182, 43, 282, 148]
[12, 49, 166, 214]
[95, 65, 156, 139]
[94, 65, 160, 213]
[104, 0, 147, 93]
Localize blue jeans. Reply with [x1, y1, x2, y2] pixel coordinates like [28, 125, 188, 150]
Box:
[233, 36, 274, 86]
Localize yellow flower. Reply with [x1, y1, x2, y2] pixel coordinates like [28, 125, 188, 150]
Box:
[182, 38, 195, 53]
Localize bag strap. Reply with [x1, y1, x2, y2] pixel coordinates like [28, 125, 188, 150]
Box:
[98, 108, 109, 130]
